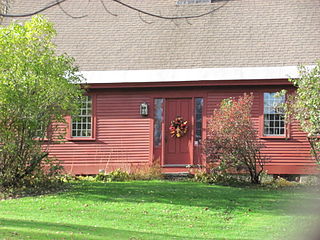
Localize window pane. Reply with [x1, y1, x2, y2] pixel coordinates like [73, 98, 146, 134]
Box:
[263, 93, 285, 136]
[195, 98, 203, 143]
[71, 96, 92, 137]
[154, 99, 163, 147]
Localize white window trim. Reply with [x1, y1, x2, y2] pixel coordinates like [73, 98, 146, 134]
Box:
[71, 96, 93, 138]
[263, 92, 285, 137]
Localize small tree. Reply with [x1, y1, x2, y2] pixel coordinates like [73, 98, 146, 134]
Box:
[204, 93, 265, 184]
[285, 62, 320, 164]
[0, 16, 84, 188]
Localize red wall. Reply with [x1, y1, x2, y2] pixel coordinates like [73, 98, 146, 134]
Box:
[49, 90, 153, 174]
[206, 85, 317, 174]
[48, 84, 318, 175]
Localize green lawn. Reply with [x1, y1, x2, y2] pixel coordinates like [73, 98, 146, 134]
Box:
[0, 181, 319, 240]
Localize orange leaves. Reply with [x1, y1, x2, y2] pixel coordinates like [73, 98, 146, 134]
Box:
[204, 93, 265, 184]
[169, 116, 188, 138]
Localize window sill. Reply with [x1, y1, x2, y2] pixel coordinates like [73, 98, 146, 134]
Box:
[33, 137, 51, 142]
[260, 135, 289, 140]
[67, 137, 96, 141]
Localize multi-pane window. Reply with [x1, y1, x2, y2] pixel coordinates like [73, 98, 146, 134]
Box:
[72, 96, 92, 137]
[195, 98, 203, 144]
[154, 98, 163, 147]
[35, 123, 49, 139]
[263, 93, 285, 136]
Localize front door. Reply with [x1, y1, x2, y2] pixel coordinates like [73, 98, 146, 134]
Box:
[164, 98, 193, 166]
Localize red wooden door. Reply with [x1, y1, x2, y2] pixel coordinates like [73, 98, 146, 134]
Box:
[164, 98, 193, 166]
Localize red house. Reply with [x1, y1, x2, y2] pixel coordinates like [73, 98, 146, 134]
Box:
[7, 0, 320, 176]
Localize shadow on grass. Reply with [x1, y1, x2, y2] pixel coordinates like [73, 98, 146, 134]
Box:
[0, 217, 243, 240]
[59, 181, 313, 216]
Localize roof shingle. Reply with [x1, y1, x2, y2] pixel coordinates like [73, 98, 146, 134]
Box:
[5, 0, 320, 71]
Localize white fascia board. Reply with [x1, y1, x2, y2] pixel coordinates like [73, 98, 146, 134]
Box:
[81, 66, 308, 84]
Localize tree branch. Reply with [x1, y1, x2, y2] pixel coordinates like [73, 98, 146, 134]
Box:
[1, 0, 231, 20]
[110, 0, 230, 20]
[56, 0, 88, 19]
[0, 0, 68, 17]
[138, 12, 153, 24]
[100, 0, 117, 17]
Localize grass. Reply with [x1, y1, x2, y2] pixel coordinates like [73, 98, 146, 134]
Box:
[0, 180, 319, 240]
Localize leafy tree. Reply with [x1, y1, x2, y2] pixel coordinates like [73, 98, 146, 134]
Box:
[285, 62, 320, 164]
[0, 16, 84, 188]
[204, 93, 265, 184]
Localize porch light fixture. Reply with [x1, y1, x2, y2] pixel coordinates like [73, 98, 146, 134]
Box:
[140, 102, 149, 116]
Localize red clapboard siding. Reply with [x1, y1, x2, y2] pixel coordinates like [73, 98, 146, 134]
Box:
[206, 87, 317, 174]
[46, 84, 318, 175]
[48, 91, 152, 174]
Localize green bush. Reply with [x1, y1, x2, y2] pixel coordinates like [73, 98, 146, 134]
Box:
[61, 165, 163, 183]
[96, 169, 130, 182]
[0, 156, 64, 196]
[0, 16, 84, 189]
[193, 171, 213, 183]
[263, 177, 298, 188]
[209, 161, 236, 183]
[193, 165, 253, 185]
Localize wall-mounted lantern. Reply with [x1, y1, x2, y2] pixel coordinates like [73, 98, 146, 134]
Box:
[140, 102, 149, 116]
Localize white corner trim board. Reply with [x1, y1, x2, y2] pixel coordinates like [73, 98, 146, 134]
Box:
[81, 66, 312, 84]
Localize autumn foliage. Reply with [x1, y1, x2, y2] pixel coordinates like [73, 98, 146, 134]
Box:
[204, 93, 265, 184]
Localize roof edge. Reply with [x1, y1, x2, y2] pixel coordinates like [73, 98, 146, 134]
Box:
[81, 66, 313, 84]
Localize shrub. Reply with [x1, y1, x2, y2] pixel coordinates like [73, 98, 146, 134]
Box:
[0, 16, 84, 189]
[129, 164, 163, 180]
[263, 177, 298, 188]
[0, 158, 64, 199]
[193, 171, 214, 183]
[193, 169, 251, 185]
[204, 93, 266, 184]
[0, 156, 64, 194]
[95, 169, 130, 182]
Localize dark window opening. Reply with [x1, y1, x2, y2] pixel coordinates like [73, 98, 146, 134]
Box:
[195, 98, 203, 144]
[154, 98, 163, 147]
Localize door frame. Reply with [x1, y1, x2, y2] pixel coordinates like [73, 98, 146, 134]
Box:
[161, 97, 195, 167]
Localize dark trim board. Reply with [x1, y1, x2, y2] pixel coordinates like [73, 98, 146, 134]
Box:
[88, 79, 292, 89]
